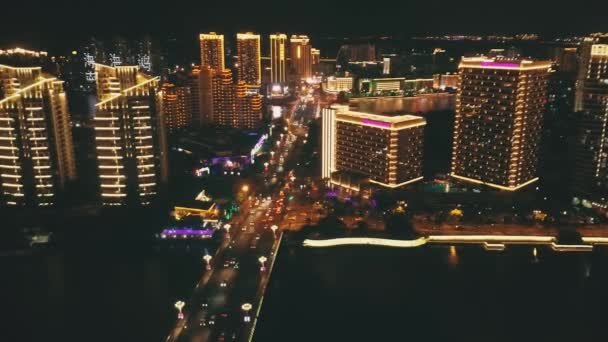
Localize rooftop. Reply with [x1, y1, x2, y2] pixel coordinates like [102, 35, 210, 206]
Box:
[459, 57, 552, 70]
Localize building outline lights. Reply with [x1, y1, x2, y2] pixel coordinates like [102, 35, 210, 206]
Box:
[0, 64, 76, 207]
[199, 32, 225, 71]
[450, 57, 550, 191]
[270, 34, 287, 84]
[93, 63, 168, 206]
[322, 105, 425, 190]
[236, 33, 262, 87]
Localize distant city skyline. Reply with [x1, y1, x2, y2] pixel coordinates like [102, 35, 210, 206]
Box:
[3, 0, 608, 53]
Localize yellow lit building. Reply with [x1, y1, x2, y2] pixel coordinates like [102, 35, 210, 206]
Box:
[322, 105, 425, 189]
[270, 33, 287, 84]
[236, 33, 261, 88]
[0, 64, 76, 207]
[235, 81, 263, 129]
[94, 64, 168, 206]
[311, 48, 320, 66]
[451, 57, 551, 191]
[199, 33, 225, 71]
[290, 35, 312, 80]
[573, 40, 608, 200]
[162, 83, 192, 132]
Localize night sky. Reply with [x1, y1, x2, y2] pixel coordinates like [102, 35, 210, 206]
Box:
[2, 0, 607, 53]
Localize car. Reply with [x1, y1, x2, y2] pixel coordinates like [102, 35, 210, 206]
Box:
[220, 280, 227, 287]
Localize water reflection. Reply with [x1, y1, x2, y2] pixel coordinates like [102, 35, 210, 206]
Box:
[448, 245, 459, 266]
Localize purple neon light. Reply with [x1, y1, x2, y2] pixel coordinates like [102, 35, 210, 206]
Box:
[480, 61, 520, 68]
[361, 119, 391, 128]
[161, 227, 214, 236]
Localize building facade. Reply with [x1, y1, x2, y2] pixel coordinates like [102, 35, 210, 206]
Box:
[290, 35, 312, 80]
[324, 76, 353, 93]
[322, 105, 425, 189]
[451, 57, 551, 191]
[0, 64, 76, 207]
[270, 34, 287, 84]
[162, 83, 192, 132]
[236, 33, 261, 88]
[573, 41, 608, 203]
[199, 33, 225, 71]
[94, 64, 168, 206]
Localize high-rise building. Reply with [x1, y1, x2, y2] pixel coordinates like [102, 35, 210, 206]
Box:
[573, 41, 608, 202]
[235, 81, 263, 129]
[209, 68, 236, 126]
[290, 35, 312, 80]
[0, 64, 76, 207]
[236, 33, 261, 88]
[451, 57, 551, 191]
[94, 64, 168, 206]
[162, 83, 192, 132]
[322, 105, 425, 189]
[321, 106, 337, 180]
[188, 65, 201, 125]
[270, 34, 287, 84]
[311, 48, 320, 65]
[199, 33, 225, 71]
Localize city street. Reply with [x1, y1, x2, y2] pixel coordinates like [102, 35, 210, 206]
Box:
[167, 92, 317, 342]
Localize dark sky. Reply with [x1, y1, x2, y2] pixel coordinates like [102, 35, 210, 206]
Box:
[2, 0, 607, 53]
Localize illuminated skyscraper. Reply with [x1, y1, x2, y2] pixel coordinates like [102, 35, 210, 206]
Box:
[322, 105, 425, 189]
[236, 33, 261, 88]
[188, 65, 201, 125]
[210, 68, 235, 126]
[0, 64, 76, 207]
[451, 57, 551, 191]
[573, 40, 608, 202]
[311, 48, 320, 65]
[94, 64, 168, 206]
[235, 81, 263, 129]
[199, 32, 225, 71]
[321, 107, 337, 180]
[162, 83, 192, 132]
[290, 35, 312, 80]
[270, 33, 287, 84]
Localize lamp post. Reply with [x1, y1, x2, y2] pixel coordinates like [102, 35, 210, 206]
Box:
[203, 254, 212, 270]
[270, 225, 278, 237]
[242, 303, 253, 323]
[258, 256, 268, 272]
[175, 301, 185, 320]
[223, 224, 231, 239]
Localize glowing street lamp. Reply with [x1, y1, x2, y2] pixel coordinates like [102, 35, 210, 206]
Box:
[242, 303, 253, 323]
[241, 185, 249, 193]
[223, 224, 231, 239]
[270, 151, 275, 158]
[258, 256, 268, 271]
[175, 301, 185, 319]
[270, 225, 278, 237]
[203, 254, 212, 270]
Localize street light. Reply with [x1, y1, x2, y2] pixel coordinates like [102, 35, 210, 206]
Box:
[203, 254, 212, 270]
[242, 303, 253, 323]
[175, 301, 185, 320]
[270, 225, 278, 237]
[223, 224, 231, 239]
[258, 256, 268, 272]
[241, 185, 249, 193]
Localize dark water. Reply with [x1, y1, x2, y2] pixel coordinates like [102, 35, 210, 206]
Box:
[255, 243, 608, 342]
[1, 243, 213, 342]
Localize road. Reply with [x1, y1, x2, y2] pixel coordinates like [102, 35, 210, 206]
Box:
[167, 91, 318, 342]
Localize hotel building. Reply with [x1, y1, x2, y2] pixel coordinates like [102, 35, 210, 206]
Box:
[270, 34, 287, 84]
[451, 57, 551, 191]
[322, 105, 425, 190]
[199, 33, 225, 71]
[0, 64, 76, 207]
[573, 40, 608, 203]
[236, 33, 261, 88]
[290, 35, 312, 80]
[94, 64, 168, 206]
